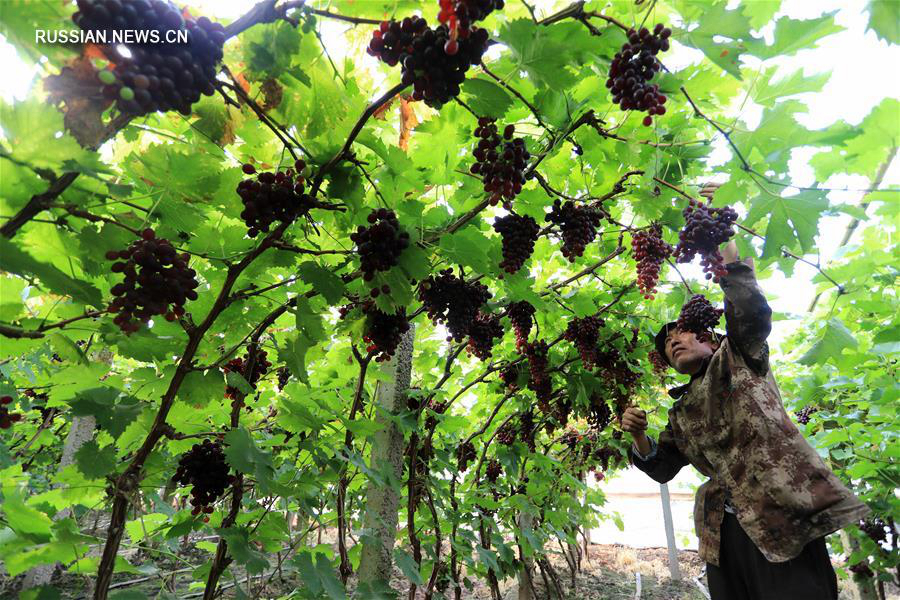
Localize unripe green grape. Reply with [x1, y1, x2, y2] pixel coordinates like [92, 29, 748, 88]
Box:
[119, 86, 135, 101]
[98, 69, 116, 85]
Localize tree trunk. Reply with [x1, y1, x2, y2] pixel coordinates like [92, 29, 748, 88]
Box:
[356, 325, 415, 594]
[516, 511, 536, 600]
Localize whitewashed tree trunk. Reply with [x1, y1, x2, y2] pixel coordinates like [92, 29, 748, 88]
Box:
[516, 511, 536, 600]
[356, 326, 414, 593]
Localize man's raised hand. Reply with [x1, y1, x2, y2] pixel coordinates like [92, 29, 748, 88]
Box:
[620, 406, 648, 435]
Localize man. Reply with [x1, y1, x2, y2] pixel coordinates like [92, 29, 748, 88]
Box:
[620, 232, 870, 599]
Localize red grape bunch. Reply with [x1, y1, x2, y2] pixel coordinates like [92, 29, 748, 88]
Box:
[563, 315, 606, 370]
[0, 396, 23, 430]
[674, 198, 738, 281]
[438, 0, 504, 40]
[418, 269, 492, 341]
[367, 18, 490, 107]
[73, 0, 224, 116]
[596, 347, 640, 415]
[496, 420, 517, 445]
[471, 119, 531, 207]
[493, 212, 540, 274]
[606, 24, 672, 126]
[525, 340, 553, 409]
[507, 300, 535, 350]
[648, 349, 668, 375]
[237, 161, 316, 237]
[172, 439, 235, 520]
[676, 294, 724, 338]
[352, 209, 410, 291]
[587, 394, 612, 432]
[466, 311, 504, 360]
[222, 345, 271, 405]
[519, 410, 536, 451]
[485, 458, 503, 482]
[632, 224, 673, 299]
[363, 303, 411, 362]
[546, 199, 604, 261]
[106, 229, 199, 334]
[456, 440, 477, 471]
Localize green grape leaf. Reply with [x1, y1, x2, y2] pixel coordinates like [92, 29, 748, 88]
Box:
[74, 440, 117, 479]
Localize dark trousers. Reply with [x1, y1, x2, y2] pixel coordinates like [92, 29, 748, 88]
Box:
[707, 512, 838, 600]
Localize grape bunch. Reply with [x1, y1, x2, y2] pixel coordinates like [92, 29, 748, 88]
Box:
[456, 440, 477, 471]
[367, 17, 490, 107]
[587, 395, 612, 432]
[485, 458, 503, 482]
[494, 212, 540, 274]
[674, 199, 739, 281]
[676, 294, 723, 338]
[525, 340, 552, 409]
[73, 0, 224, 116]
[466, 311, 504, 360]
[107, 229, 199, 334]
[363, 303, 411, 362]
[425, 400, 448, 430]
[172, 439, 235, 519]
[418, 269, 492, 341]
[563, 315, 606, 370]
[648, 349, 668, 375]
[858, 517, 890, 545]
[507, 300, 535, 350]
[0, 396, 23, 430]
[551, 395, 572, 429]
[546, 200, 603, 261]
[632, 224, 673, 299]
[519, 410, 536, 452]
[496, 420, 517, 445]
[276, 367, 290, 391]
[794, 405, 818, 425]
[352, 208, 410, 285]
[499, 362, 523, 390]
[237, 161, 316, 237]
[591, 444, 620, 472]
[438, 0, 504, 39]
[849, 561, 874, 579]
[472, 119, 531, 207]
[596, 347, 640, 415]
[222, 345, 271, 403]
[606, 24, 672, 126]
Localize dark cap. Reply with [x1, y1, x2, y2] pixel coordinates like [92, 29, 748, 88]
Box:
[653, 322, 678, 366]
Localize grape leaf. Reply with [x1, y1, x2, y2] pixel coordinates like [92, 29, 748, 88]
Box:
[74, 440, 117, 479]
[799, 319, 858, 365]
[0, 238, 102, 308]
[297, 261, 346, 304]
[867, 0, 900, 44]
[460, 78, 513, 118]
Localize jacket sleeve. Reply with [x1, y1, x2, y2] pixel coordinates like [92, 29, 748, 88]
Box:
[719, 259, 772, 374]
[631, 422, 689, 483]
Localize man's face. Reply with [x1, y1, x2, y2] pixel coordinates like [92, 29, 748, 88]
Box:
[664, 329, 716, 374]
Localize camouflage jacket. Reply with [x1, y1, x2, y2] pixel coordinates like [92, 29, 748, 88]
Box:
[632, 260, 869, 566]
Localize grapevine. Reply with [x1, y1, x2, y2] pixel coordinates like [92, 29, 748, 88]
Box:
[563, 315, 605, 370]
[418, 269, 491, 342]
[674, 198, 738, 281]
[546, 199, 603, 261]
[607, 24, 671, 126]
[106, 229, 199, 334]
[466, 311, 504, 360]
[632, 224, 673, 299]
[494, 212, 540, 274]
[352, 208, 410, 286]
[237, 161, 316, 237]
[676, 294, 724, 338]
[73, 0, 224, 116]
[472, 119, 531, 207]
[507, 300, 535, 350]
[172, 439, 235, 519]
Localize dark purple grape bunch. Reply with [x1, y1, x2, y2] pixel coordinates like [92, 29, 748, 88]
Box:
[418, 269, 492, 342]
[456, 440, 477, 471]
[494, 212, 540, 274]
[519, 410, 536, 451]
[507, 300, 535, 350]
[471, 119, 531, 207]
[425, 400, 448, 430]
[587, 395, 612, 432]
[363, 303, 411, 362]
[485, 458, 502, 482]
[563, 315, 606, 370]
[794, 405, 818, 425]
[632, 224, 673, 299]
[546, 200, 603, 261]
[172, 439, 235, 521]
[438, 0, 504, 41]
[0, 396, 23, 430]
[496, 419, 517, 445]
[525, 340, 552, 409]
[367, 17, 490, 107]
[222, 345, 271, 403]
[107, 229, 198, 334]
[466, 311, 504, 360]
[606, 24, 672, 126]
[858, 517, 890, 545]
[276, 366, 290, 391]
[73, 0, 224, 116]
[499, 362, 523, 390]
[352, 208, 410, 296]
[677, 294, 723, 338]
[674, 199, 738, 282]
[237, 161, 315, 237]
